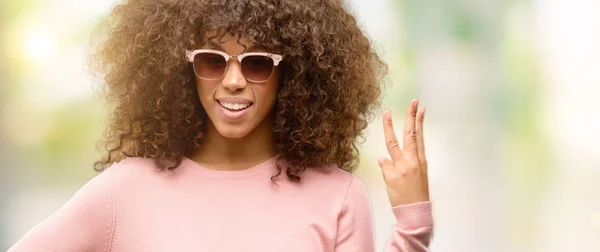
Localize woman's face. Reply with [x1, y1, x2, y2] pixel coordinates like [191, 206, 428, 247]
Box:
[194, 32, 280, 139]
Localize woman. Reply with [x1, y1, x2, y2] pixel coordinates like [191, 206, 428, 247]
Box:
[9, 0, 433, 251]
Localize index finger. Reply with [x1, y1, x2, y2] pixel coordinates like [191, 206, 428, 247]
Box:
[383, 109, 403, 162]
[403, 98, 419, 158]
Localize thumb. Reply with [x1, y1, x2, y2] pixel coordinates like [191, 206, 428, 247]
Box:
[378, 157, 393, 177]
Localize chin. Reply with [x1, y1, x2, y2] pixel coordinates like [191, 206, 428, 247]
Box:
[214, 123, 253, 139]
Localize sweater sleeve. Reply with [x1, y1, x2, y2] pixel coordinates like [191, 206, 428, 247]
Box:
[334, 176, 434, 252]
[8, 167, 116, 252]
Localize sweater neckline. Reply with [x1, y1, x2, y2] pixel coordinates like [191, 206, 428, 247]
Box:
[182, 155, 278, 178]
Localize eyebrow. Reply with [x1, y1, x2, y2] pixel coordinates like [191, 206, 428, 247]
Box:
[204, 40, 269, 52]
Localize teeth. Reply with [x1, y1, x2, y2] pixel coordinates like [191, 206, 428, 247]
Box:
[220, 102, 250, 110]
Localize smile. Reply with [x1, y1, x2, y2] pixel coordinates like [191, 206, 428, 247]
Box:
[218, 101, 252, 111]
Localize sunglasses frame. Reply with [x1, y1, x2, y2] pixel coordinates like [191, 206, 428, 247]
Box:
[185, 49, 284, 83]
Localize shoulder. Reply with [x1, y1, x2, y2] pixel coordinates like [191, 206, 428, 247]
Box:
[306, 163, 366, 187]
[104, 156, 158, 177]
[316, 164, 371, 206]
[313, 166, 373, 226]
[299, 164, 354, 186]
[106, 156, 189, 175]
[298, 164, 373, 227]
[300, 163, 370, 205]
[102, 157, 187, 190]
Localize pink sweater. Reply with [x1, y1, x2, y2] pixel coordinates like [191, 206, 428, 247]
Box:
[9, 156, 434, 252]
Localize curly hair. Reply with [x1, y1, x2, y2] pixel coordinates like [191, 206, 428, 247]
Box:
[91, 0, 387, 182]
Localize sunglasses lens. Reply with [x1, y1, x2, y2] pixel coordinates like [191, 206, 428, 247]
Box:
[193, 52, 226, 79]
[241, 55, 275, 82]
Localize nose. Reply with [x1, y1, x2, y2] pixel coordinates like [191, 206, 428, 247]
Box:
[221, 60, 247, 91]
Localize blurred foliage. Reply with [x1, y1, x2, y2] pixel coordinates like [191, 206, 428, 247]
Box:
[1, 0, 106, 184]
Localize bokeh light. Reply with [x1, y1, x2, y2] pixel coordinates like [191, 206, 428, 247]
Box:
[22, 29, 57, 63]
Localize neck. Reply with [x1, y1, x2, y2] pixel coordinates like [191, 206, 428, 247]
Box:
[190, 117, 276, 170]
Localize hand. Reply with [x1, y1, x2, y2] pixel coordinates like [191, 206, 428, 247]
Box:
[378, 98, 430, 207]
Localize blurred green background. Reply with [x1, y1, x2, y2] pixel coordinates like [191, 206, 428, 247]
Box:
[1, 0, 599, 251]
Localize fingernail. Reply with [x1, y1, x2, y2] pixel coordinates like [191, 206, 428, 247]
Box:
[384, 110, 391, 120]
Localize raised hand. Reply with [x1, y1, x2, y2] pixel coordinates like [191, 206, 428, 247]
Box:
[378, 98, 430, 207]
